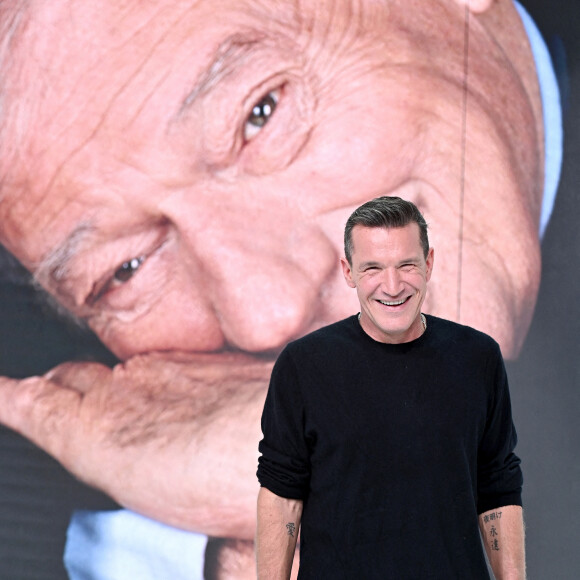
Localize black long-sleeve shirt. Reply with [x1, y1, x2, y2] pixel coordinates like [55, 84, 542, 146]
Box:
[258, 314, 522, 579]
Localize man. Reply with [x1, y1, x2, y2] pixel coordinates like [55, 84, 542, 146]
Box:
[0, 0, 562, 577]
[256, 197, 525, 579]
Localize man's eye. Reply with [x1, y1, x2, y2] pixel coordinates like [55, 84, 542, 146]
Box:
[244, 90, 279, 141]
[113, 256, 145, 283]
[88, 255, 145, 306]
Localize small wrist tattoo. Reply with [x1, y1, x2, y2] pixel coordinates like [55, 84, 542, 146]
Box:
[286, 522, 296, 537]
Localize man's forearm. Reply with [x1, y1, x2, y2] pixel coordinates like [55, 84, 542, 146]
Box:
[256, 487, 302, 580]
[478, 505, 525, 579]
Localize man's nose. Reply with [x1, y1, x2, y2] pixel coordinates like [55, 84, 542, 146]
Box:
[183, 220, 338, 353]
[380, 268, 404, 296]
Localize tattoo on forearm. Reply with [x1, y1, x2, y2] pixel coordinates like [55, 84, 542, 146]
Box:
[482, 511, 502, 524]
[489, 525, 500, 551]
[286, 522, 296, 537]
[483, 511, 502, 551]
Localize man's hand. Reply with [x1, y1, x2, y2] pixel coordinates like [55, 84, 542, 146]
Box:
[0, 352, 272, 539]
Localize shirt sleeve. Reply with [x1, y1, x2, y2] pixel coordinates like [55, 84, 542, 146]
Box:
[256, 346, 311, 500]
[477, 343, 523, 514]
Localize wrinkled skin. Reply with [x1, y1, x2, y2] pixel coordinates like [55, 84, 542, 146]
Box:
[0, 0, 543, 575]
[0, 353, 269, 537]
[0, 0, 542, 359]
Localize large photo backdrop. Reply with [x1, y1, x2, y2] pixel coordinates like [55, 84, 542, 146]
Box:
[0, 0, 577, 578]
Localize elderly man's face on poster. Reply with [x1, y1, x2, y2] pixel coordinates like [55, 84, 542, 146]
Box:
[0, 0, 543, 361]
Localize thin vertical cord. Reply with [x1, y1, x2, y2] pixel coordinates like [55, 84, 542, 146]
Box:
[457, 4, 470, 321]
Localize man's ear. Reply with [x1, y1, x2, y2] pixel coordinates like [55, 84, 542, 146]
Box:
[340, 257, 357, 288]
[452, 0, 494, 14]
[425, 248, 435, 283]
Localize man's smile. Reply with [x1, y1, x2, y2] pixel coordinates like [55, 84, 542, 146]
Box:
[378, 297, 410, 307]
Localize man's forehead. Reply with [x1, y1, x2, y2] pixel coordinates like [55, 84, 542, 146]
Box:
[3, 0, 305, 132]
[351, 223, 424, 253]
[7, 0, 404, 87]
[354, 223, 421, 236]
[14, 0, 299, 47]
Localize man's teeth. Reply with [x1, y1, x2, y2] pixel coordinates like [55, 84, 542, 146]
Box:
[379, 299, 406, 306]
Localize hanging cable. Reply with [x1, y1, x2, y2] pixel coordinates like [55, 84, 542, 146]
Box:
[457, 3, 470, 321]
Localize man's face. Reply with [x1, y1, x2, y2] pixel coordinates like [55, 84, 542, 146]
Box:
[0, 0, 542, 359]
[341, 224, 434, 344]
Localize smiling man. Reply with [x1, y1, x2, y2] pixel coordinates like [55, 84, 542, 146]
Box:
[257, 197, 525, 579]
[341, 212, 433, 344]
[0, 0, 553, 577]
